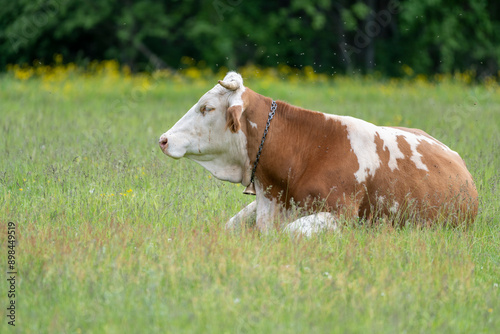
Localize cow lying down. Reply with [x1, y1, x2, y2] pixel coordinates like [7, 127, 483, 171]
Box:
[159, 72, 478, 235]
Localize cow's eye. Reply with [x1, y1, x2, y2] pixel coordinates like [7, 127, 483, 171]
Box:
[200, 106, 214, 115]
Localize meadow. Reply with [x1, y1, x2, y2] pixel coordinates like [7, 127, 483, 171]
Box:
[1, 62, 499, 333]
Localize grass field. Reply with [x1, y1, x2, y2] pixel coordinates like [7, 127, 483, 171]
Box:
[1, 65, 499, 333]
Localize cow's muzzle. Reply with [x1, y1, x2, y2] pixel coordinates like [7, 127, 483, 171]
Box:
[158, 135, 168, 151]
[158, 133, 188, 159]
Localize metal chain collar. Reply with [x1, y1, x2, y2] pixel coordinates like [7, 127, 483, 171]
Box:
[249, 100, 277, 185]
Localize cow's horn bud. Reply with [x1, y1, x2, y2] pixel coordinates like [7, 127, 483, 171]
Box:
[218, 79, 239, 91]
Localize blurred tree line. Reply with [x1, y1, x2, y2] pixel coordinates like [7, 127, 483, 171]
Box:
[1, 0, 499, 78]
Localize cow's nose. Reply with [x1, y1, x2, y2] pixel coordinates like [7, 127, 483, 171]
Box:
[159, 136, 168, 150]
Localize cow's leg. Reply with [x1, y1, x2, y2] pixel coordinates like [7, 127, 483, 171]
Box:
[226, 201, 257, 230]
[255, 186, 280, 233]
[284, 212, 338, 237]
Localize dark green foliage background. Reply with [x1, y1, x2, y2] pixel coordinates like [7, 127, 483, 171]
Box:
[1, 0, 499, 77]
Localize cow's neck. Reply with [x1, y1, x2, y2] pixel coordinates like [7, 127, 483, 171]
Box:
[242, 89, 344, 205]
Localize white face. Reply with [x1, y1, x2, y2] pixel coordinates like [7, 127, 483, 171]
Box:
[159, 72, 250, 184]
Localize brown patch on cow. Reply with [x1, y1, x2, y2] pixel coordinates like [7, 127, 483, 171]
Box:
[415, 140, 478, 223]
[226, 105, 243, 133]
[375, 132, 391, 168]
[240, 91, 363, 216]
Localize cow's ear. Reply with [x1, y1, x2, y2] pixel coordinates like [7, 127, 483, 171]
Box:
[226, 105, 243, 133]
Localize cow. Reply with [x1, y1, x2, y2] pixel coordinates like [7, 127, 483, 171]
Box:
[159, 72, 478, 234]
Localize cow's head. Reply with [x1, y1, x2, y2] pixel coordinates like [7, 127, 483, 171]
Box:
[159, 72, 251, 184]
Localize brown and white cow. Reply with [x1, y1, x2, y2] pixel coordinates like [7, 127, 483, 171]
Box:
[159, 72, 478, 234]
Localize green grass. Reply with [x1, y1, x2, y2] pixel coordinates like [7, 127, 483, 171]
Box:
[0, 73, 499, 333]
